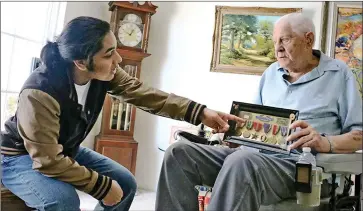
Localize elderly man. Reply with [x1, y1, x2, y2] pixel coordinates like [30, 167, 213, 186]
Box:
[155, 13, 362, 210]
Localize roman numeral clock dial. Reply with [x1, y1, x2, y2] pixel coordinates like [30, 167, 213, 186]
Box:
[118, 14, 143, 48]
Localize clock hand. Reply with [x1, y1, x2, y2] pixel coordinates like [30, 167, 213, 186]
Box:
[129, 29, 135, 36]
[122, 28, 130, 35]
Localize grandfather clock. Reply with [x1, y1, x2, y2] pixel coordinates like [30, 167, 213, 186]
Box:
[95, 1, 157, 175]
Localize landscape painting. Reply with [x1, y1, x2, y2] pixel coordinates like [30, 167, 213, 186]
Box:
[211, 6, 302, 75]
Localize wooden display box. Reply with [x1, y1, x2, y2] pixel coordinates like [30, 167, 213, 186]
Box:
[224, 101, 299, 154]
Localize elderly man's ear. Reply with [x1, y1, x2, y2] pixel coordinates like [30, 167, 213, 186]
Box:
[305, 32, 315, 47]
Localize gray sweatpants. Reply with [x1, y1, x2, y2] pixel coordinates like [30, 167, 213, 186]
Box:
[155, 139, 300, 211]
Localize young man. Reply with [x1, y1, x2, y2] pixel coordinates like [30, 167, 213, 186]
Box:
[1, 16, 242, 211]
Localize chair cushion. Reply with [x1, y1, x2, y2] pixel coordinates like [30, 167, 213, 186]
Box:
[316, 152, 362, 175]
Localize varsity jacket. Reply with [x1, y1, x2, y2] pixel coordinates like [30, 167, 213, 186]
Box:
[0, 65, 206, 200]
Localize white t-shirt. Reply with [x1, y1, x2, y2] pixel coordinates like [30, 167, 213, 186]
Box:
[74, 80, 91, 111]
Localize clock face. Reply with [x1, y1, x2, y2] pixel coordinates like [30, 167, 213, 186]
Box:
[118, 22, 143, 48]
[124, 14, 142, 24]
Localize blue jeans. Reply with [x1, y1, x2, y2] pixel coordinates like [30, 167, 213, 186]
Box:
[1, 146, 137, 211]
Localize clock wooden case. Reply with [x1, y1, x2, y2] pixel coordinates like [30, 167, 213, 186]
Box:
[95, 1, 157, 175]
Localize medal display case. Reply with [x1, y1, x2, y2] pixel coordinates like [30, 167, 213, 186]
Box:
[224, 101, 299, 154]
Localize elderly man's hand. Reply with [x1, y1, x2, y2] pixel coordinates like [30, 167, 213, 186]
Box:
[200, 108, 244, 133]
[286, 120, 331, 152]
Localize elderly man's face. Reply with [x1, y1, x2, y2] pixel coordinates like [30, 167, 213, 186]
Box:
[272, 22, 312, 70]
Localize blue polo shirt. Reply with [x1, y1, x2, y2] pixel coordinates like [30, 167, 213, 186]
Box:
[254, 50, 362, 136]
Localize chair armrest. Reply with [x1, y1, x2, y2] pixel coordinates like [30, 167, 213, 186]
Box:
[316, 152, 362, 175]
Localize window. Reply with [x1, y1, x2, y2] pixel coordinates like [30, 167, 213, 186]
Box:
[1, 2, 67, 130]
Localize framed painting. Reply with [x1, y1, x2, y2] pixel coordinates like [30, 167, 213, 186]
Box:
[210, 6, 302, 75]
[324, 2, 362, 97]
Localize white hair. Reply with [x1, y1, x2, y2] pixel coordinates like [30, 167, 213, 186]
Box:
[275, 13, 316, 44]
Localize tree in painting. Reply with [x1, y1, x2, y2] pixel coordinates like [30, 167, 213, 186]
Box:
[220, 14, 279, 68]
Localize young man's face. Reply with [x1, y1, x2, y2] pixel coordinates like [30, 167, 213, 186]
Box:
[90, 31, 122, 81]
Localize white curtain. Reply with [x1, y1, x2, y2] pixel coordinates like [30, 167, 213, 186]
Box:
[1, 2, 67, 129]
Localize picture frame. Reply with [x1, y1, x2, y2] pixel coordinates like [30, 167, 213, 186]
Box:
[324, 2, 362, 97]
[210, 6, 302, 75]
[223, 101, 299, 154]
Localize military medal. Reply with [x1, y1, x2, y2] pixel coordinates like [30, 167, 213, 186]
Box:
[272, 125, 280, 135]
[253, 121, 262, 132]
[281, 126, 288, 136]
[235, 128, 243, 136]
[260, 135, 267, 142]
[263, 123, 271, 134]
[236, 120, 246, 129]
[246, 120, 253, 130]
[235, 120, 246, 136]
[251, 133, 258, 139]
[242, 131, 251, 138]
[269, 137, 277, 144]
